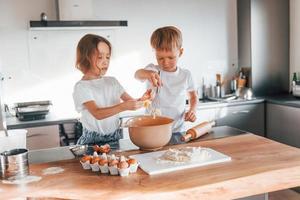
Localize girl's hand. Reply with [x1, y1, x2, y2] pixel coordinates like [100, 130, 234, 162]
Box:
[184, 110, 197, 122]
[147, 71, 162, 87]
[138, 89, 153, 101]
[121, 100, 143, 111]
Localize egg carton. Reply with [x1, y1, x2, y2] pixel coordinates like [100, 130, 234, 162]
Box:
[79, 152, 139, 177]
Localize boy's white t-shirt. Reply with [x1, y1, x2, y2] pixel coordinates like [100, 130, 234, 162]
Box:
[145, 63, 196, 132]
[73, 76, 125, 135]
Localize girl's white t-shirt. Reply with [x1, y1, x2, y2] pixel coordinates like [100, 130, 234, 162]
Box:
[145, 64, 196, 132]
[73, 76, 125, 135]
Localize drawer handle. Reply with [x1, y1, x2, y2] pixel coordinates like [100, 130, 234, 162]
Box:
[232, 110, 250, 114]
[27, 133, 45, 138]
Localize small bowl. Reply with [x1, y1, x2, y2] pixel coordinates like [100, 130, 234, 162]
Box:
[69, 145, 88, 157]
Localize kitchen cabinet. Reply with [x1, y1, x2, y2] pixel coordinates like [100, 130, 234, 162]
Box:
[187, 102, 265, 136]
[6, 113, 80, 149]
[266, 103, 300, 148]
[26, 125, 60, 150]
[215, 103, 265, 136]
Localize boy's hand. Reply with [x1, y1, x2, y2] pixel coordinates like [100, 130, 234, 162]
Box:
[121, 100, 143, 111]
[147, 71, 162, 87]
[184, 110, 197, 122]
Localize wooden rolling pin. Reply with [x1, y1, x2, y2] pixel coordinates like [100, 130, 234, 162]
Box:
[181, 121, 216, 142]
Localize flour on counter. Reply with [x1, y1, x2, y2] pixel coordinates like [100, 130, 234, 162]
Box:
[2, 176, 42, 184]
[156, 147, 211, 164]
[42, 167, 64, 175]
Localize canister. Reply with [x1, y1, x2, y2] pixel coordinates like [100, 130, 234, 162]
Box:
[0, 148, 29, 180]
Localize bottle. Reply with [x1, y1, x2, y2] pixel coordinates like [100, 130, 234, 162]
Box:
[292, 72, 297, 85]
[292, 72, 298, 94]
[202, 77, 206, 100]
[230, 78, 237, 93]
[216, 74, 222, 98]
[181, 121, 216, 142]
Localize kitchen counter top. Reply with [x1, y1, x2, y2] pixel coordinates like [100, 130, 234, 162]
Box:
[5, 98, 265, 130]
[196, 97, 264, 109]
[1, 133, 300, 199]
[6, 112, 80, 129]
[5, 94, 299, 130]
[264, 93, 300, 108]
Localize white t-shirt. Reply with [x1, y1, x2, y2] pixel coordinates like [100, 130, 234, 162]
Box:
[145, 64, 196, 132]
[73, 76, 125, 135]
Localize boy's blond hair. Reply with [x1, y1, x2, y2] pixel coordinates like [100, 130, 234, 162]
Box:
[150, 26, 182, 51]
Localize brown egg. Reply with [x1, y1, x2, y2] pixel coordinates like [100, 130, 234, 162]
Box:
[118, 156, 129, 169]
[127, 158, 137, 165]
[93, 145, 100, 152]
[80, 155, 92, 163]
[109, 159, 119, 167]
[91, 157, 100, 164]
[98, 159, 108, 166]
[99, 144, 111, 153]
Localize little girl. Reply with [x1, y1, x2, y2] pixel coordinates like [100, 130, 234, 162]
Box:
[73, 34, 146, 145]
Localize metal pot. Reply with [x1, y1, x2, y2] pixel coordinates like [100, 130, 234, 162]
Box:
[0, 148, 29, 180]
[125, 116, 174, 151]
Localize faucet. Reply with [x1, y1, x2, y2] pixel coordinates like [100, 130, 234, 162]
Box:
[0, 73, 8, 136]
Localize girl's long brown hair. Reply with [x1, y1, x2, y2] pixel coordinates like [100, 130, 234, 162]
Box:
[76, 34, 111, 73]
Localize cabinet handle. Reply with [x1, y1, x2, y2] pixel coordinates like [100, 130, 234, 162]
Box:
[232, 110, 250, 114]
[27, 133, 45, 138]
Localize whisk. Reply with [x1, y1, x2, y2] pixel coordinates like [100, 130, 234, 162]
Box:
[150, 71, 161, 118]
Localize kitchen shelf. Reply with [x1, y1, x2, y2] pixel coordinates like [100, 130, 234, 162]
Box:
[29, 20, 127, 30]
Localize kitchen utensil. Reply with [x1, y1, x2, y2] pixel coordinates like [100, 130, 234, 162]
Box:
[69, 145, 88, 157]
[15, 100, 51, 121]
[0, 148, 29, 180]
[126, 115, 173, 151]
[156, 70, 161, 94]
[230, 79, 237, 93]
[216, 74, 221, 85]
[215, 85, 221, 98]
[237, 78, 246, 88]
[209, 86, 221, 98]
[235, 87, 254, 100]
[181, 121, 215, 142]
[130, 147, 231, 175]
[292, 84, 300, 97]
[215, 74, 222, 98]
[150, 70, 161, 115]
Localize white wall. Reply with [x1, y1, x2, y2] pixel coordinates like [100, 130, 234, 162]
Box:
[0, 0, 237, 115]
[290, 0, 300, 84]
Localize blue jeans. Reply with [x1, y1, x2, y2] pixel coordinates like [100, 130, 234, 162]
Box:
[168, 132, 185, 145]
[76, 128, 122, 146]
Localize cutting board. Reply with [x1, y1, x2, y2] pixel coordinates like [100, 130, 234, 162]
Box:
[130, 148, 231, 175]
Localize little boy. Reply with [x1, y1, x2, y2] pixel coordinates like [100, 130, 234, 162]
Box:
[135, 26, 198, 133]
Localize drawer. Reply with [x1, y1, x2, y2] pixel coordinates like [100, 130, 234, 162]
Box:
[26, 125, 60, 150]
